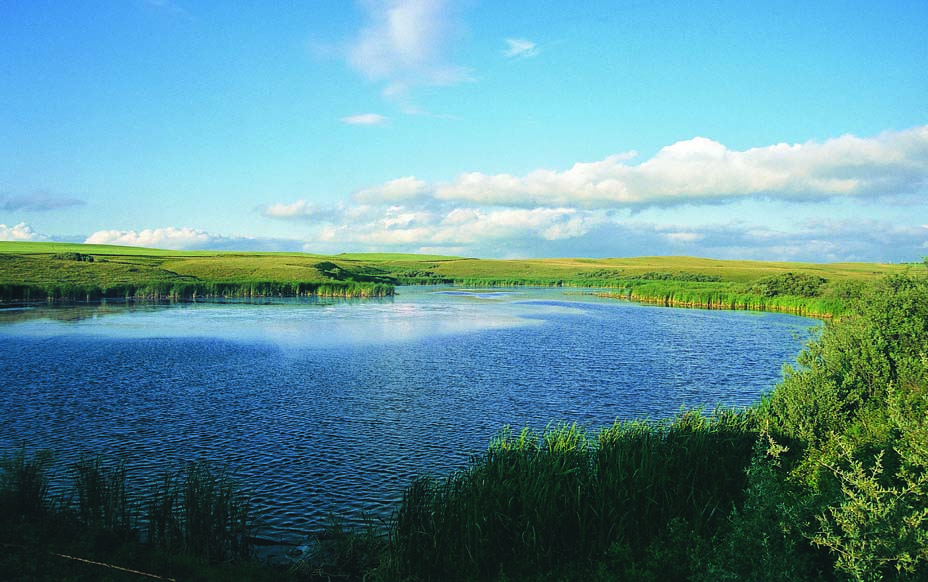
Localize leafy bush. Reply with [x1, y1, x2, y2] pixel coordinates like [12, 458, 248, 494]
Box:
[750, 272, 827, 298]
[761, 274, 928, 580]
[52, 252, 94, 262]
[633, 271, 723, 282]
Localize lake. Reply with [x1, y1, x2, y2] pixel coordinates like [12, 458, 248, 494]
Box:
[0, 286, 818, 544]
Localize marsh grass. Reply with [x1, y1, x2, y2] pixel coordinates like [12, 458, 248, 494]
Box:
[289, 513, 388, 580]
[147, 461, 257, 564]
[622, 281, 849, 317]
[391, 411, 759, 580]
[0, 445, 55, 519]
[72, 455, 134, 534]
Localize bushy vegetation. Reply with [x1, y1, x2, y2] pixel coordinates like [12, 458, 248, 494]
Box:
[749, 272, 828, 297]
[52, 252, 95, 262]
[380, 273, 928, 580]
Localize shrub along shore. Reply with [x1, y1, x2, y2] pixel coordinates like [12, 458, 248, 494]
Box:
[2, 243, 927, 580]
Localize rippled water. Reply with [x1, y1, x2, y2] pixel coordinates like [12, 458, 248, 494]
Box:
[0, 287, 818, 544]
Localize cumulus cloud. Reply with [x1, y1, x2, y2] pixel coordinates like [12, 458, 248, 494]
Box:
[662, 231, 704, 244]
[261, 200, 322, 220]
[503, 38, 539, 58]
[341, 113, 389, 125]
[347, 0, 470, 90]
[612, 218, 928, 263]
[255, 125, 928, 261]
[355, 125, 927, 209]
[85, 227, 223, 250]
[1, 192, 85, 212]
[293, 204, 604, 253]
[0, 222, 48, 241]
[83, 226, 308, 252]
[354, 176, 429, 203]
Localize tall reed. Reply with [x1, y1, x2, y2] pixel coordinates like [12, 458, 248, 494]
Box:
[391, 411, 759, 580]
[0, 444, 54, 518]
[146, 461, 257, 564]
[71, 454, 134, 534]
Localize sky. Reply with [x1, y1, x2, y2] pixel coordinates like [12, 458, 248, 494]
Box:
[1, 0, 927, 262]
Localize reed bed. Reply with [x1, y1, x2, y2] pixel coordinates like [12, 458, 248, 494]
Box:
[146, 461, 257, 564]
[391, 409, 759, 580]
[0, 452, 258, 566]
[0, 280, 394, 303]
[600, 281, 849, 318]
[0, 444, 55, 519]
[72, 455, 134, 534]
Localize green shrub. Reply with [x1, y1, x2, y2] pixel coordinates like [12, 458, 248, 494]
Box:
[760, 274, 928, 580]
[750, 272, 827, 298]
[52, 252, 94, 262]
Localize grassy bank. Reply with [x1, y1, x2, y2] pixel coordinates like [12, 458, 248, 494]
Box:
[3, 273, 928, 580]
[0, 241, 912, 316]
[0, 243, 394, 301]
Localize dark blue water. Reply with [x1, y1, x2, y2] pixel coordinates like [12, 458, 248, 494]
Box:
[0, 287, 818, 542]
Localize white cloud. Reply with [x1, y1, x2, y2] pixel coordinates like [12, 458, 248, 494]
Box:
[354, 176, 429, 203]
[503, 38, 539, 59]
[0, 222, 47, 241]
[261, 200, 320, 220]
[85, 227, 218, 249]
[663, 231, 704, 243]
[341, 113, 389, 125]
[347, 0, 470, 88]
[302, 205, 602, 250]
[255, 126, 928, 261]
[414, 125, 928, 208]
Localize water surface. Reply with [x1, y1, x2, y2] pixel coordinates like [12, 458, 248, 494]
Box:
[0, 287, 818, 542]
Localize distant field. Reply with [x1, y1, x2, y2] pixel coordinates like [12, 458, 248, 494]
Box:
[0, 241, 909, 282]
[370, 257, 907, 283]
[0, 241, 915, 312]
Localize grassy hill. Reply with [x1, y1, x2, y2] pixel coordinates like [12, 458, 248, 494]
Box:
[0, 241, 915, 314]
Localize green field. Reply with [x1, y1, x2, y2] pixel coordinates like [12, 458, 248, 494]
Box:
[0, 241, 913, 315]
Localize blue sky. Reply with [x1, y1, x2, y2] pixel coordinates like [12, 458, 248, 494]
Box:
[1, 0, 926, 261]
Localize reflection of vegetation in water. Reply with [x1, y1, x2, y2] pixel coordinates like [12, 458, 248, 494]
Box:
[2, 270, 927, 580]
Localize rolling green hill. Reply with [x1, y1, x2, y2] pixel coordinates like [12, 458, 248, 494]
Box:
[0, 241, 915, 315]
